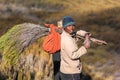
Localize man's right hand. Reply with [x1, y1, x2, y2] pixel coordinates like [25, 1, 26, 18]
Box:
[83, 34, 91, 48]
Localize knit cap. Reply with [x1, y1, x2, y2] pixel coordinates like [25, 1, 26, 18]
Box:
[62, 16, 75, 28]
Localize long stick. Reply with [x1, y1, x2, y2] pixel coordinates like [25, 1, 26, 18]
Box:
[76, 34, 107, 45]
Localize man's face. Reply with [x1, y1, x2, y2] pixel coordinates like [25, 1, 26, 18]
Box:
[65, 25, 75, 34]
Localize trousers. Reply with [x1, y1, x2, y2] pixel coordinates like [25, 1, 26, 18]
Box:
[52, 51, 61, 80]
[60, 72, 81, 80]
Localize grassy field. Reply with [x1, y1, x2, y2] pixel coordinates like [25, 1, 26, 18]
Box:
[2, 0, 119, 53]
[0, 0, 120, 80]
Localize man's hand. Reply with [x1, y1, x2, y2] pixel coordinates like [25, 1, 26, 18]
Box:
[83, 34, 91, 48]
[76, 30, 91, 37]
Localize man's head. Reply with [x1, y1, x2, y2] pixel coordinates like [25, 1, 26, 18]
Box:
[62, 16, 75, 34]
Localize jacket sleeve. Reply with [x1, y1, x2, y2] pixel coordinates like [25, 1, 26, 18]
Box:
[63, 37, 87, 60]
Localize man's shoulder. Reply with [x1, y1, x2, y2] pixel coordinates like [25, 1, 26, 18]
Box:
[62, 33, 70, 39]
[62, 35, 73, 44]
[62, 31, 70, 37]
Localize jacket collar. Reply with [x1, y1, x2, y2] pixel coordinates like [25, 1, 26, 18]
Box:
[62, 30, 71, 37]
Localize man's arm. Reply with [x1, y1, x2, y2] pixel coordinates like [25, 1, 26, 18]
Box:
[63, 37, 88, 60]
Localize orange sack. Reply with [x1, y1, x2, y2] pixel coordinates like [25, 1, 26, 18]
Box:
[42, 24, 61, 54]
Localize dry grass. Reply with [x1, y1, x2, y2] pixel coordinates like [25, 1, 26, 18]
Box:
[81, 48, 116, 80]
[0, 0, 120, 79]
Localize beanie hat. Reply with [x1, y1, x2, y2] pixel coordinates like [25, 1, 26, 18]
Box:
[62, 16, 75, 28]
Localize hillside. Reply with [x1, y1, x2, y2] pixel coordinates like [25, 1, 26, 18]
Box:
[0, 0, 120, 80]
[0, 0, 119, 53]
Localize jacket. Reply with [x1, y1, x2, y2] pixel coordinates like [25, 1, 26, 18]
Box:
[60, 30, 87, 74]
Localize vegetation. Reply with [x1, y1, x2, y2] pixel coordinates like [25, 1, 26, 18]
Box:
[0, 23, 52, 80]
[0, 0, 120, 80]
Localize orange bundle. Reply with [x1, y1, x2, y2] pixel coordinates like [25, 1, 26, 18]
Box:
[42, 24, 61, 54]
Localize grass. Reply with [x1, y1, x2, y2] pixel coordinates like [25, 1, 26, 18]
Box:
[0, 25, 21, 67]
[81, 47, 116, 80]
[0, 0, 120, 80]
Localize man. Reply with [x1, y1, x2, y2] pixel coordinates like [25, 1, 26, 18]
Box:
[60, 16, 91, 80]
